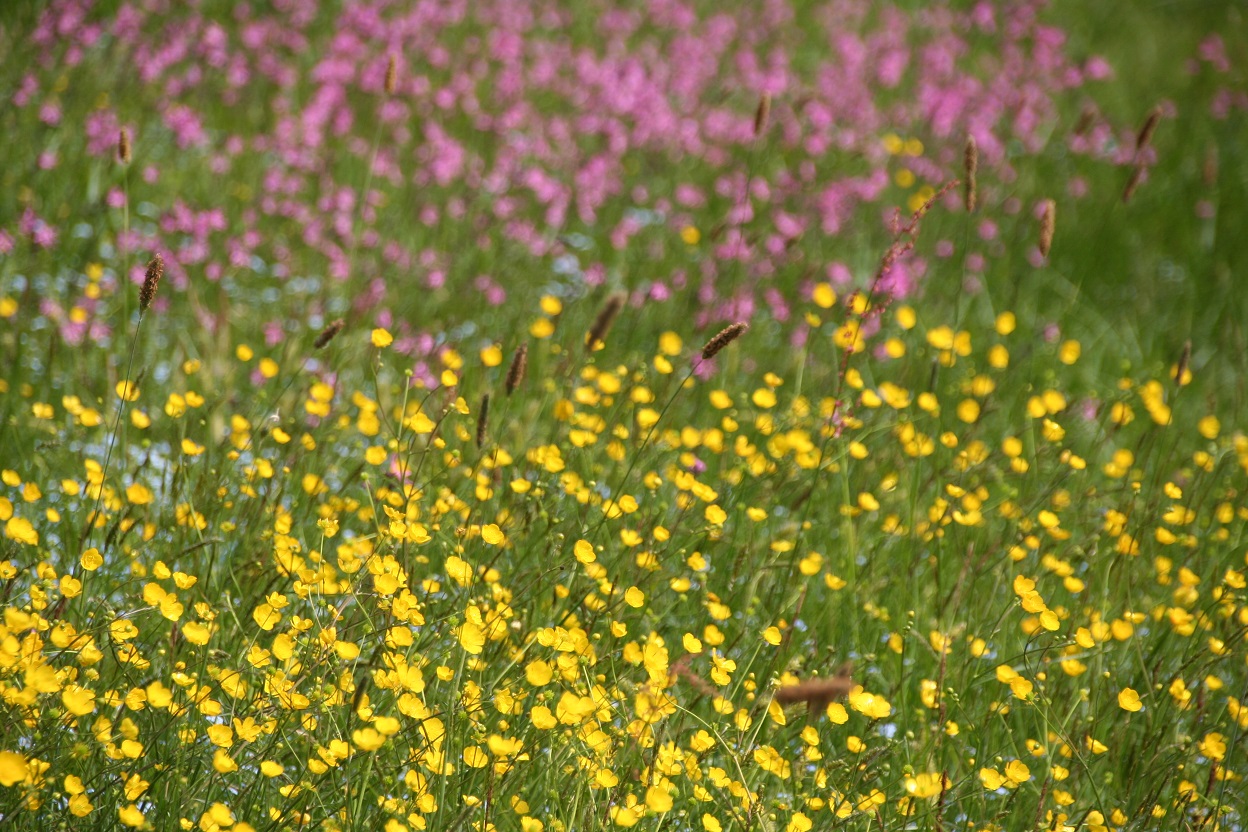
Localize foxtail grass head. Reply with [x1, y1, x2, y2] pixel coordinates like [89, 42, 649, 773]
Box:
[701, 322, 748, 360]
[314, 319, 346, 349]
[1038, 199, 1056, 258]
[586, 292, 626, 352]
[139, 254, 163, 313]
[753, 92, 771, 138]
[384, 54, 398, 96]
[505, 343, 528, 396]
[1174, 340, 1192, 387]
[963, 134, 978, 212]
[118, 128, 132, 165]
[772, 663, 854, 716]
[1135, 105, 1162, 154]
[476, 393, 490, 448]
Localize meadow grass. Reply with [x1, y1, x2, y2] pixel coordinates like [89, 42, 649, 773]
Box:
[1, 1, 1247, 830]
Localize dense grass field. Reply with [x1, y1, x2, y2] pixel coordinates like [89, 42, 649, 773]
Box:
[2, 1, 1247, 830]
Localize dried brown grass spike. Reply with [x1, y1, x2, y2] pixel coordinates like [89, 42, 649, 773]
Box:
[963, 134, 978, 213]
[138, 254, 163, 313]
[753, 92, 771, 138]
[700, 322, 748, 360]
[314, 318, 346, 349]
[773, 663, 854, 716]
[586, 291, 626, 351]
[1073, 104, 1096, 137]
[670, 654, 717, 699]
[1038, 199, 1056, 258]
[384, 54, 398, 96]
[1174, 340, 1192, 386]
[1135, 105, 1162, 154]
[476, 393, 490, 449]
[118, 128, 132, 165]
[505, 343, 528, 396]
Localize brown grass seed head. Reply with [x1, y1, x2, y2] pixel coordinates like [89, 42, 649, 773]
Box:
[701, 322, 748, 361]
[586, 291, 626, 351]
[476, 393, 490, 448]
[314, 318, 346, 349]
[754, 92, 771, 138]
[963, 133, 978, 212]
[505, 342, 528, 396]
[1135, 105, 1162, 154]
[773, 664, 854, 716]
[384, 53, 398, 96]
[1039, 199, 1056, 258]
[1175, 339, 1192, 384]
[139, 253, 163, 313]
